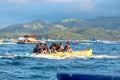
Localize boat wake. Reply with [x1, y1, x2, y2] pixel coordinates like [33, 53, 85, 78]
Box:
[0, 53, 120, 60]
[0, 53, 88, 59]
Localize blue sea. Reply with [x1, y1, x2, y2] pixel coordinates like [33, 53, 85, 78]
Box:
[0, 42, 120, 80]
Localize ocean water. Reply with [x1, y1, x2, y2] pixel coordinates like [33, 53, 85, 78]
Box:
[0, 42, 120, 80]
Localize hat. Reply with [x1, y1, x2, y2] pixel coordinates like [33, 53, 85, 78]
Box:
[40, 41, 46, 44]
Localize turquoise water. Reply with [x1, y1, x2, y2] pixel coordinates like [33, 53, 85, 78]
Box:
[0, 42, 120, 80]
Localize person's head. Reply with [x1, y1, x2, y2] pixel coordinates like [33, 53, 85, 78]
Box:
[59, 42, 62, 46]
[66, 42, 70, 45]
[39, 43, 42, 45]
[44, 43, 47, 46]
[36, 44, 39, 48]
[53, 43, 56, 47]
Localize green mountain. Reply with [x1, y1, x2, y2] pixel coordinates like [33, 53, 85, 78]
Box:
[73, 28, 120, 40]
[46, 28, 120, 40]
[0, 17, 120, 41]
[0, 20, 53, 33]
[58, 17, 120, 31]
[0, 20, 68, 39]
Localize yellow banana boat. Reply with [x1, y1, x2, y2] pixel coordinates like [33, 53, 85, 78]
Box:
[30, 49, 92, 58]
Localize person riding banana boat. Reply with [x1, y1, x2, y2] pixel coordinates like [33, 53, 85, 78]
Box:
[64, 42, 72, 52]
[32, 42, 92, 57]
[33, 42, 72, 54]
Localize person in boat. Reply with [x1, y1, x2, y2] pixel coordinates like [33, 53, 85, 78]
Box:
[64, 42, 72, 52]
[43, 43, 49, 54]
[39, 42, 43, 53]
[33, 44, 40, 54]
[49, 43, 57, 53]
[56, 42, 64, 52]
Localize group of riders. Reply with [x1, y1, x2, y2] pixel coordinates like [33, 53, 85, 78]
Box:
[33, 42, 72, 54]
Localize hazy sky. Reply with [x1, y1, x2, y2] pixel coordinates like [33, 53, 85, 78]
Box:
[0, 0, 120, 26]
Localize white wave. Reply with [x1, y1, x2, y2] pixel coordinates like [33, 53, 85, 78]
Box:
[91, 54, 120, 59]
[78, 43, 92, 45]
[0, 53, 89, 60]
[0, 54, 120, 60]
[0, 56, 2, 58]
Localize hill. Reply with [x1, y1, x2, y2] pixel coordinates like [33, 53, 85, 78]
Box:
[58, 17, 120, 31]
[46, 28, 120, 40]
[0, 20, 53, 33]
[0, 17, 120, 41]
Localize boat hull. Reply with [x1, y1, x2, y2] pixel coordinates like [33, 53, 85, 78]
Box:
[29, 49, 92, 58]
